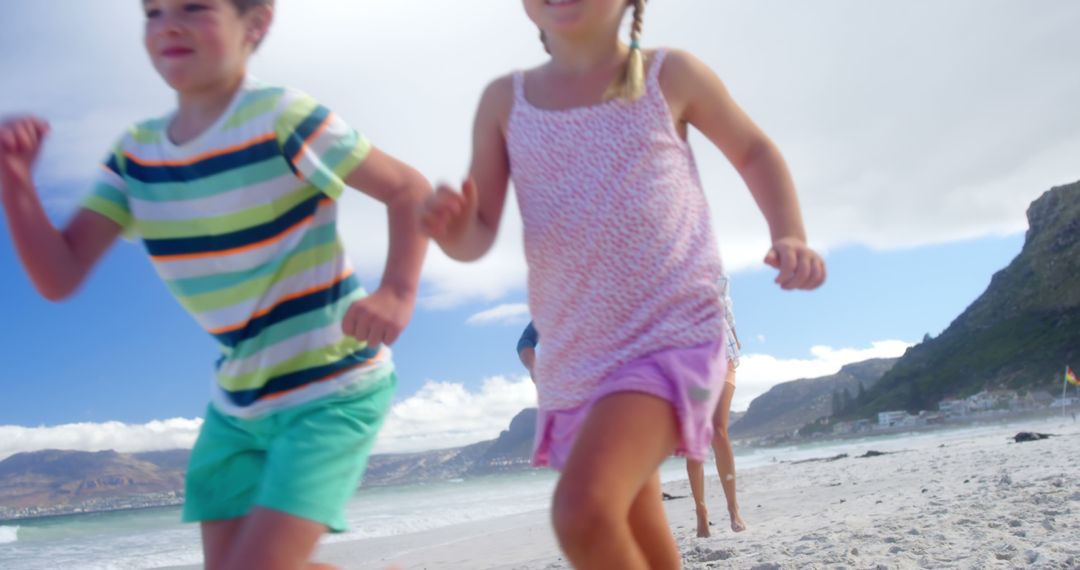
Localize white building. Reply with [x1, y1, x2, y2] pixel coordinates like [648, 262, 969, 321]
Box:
[878, 410, 911, 427]
[938, 399, 968, 417]
[966, 389, 1018, 412]
[1051, 397, 1080, 408]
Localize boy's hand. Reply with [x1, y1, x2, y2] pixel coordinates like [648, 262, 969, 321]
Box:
[419, 178, 478, 243]
[341, 285, 416, 347]
[764, 237, 826, 290]
[0, 117, 49, 189]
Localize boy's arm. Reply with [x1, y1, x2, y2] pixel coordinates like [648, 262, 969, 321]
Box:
[420, 76, 513, 261]
[340, 148, 431, 346]
[1, 117, 121, 301]
[662, 51, 825, 290]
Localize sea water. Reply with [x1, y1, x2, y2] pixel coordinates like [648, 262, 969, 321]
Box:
[0, 415, 1066, 569]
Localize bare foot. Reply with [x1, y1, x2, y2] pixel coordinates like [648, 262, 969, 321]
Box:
[730, 509, 746, 533]
[695, 505, 711, 538]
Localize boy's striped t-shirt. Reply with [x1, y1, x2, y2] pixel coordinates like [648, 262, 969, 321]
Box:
[82, 77, 392, 418]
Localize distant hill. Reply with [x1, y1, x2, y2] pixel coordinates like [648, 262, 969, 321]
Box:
[853, 182, 1080, 416]
[0, 409, 545, 519]
[364, 408, 539, 486]
[0, 449, 185, 516]
[730, 358, 899, 439]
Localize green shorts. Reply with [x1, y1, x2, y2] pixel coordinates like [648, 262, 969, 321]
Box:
[181, 371, 395, 532]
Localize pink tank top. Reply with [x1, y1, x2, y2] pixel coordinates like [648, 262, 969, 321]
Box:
[507, 49, 726, 411]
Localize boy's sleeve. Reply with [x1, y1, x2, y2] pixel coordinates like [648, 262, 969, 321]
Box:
[517, 321, 539, 355]
[81, 145, 134, 235]
[275, 93, 372, 201]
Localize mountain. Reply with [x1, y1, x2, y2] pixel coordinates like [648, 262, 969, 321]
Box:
[363, 408, 539, 486]
[362, 441, 496, 486]
[730, 358, 899, 439]
[854, 182, 1080, 415]
[0, 449, 185, 517]
[467, 408, 537, 475]
[0, 410, 543, 518]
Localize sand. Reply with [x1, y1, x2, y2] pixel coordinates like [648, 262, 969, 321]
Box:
[168, 416, 1080, 569]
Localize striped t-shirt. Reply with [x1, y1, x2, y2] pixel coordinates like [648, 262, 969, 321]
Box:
[83, 77, 392, 418]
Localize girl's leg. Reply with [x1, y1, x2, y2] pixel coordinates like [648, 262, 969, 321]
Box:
[685, 459, 711, 537]
[628, 472, 682, 568]
[552, 392, 681, 570]
[711, 364, 746, 532]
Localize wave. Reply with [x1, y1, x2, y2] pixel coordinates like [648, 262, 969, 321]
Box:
[0, 526, 18, 544]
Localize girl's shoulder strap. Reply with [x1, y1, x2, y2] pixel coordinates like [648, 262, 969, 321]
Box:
[511, 70, 527, 104]
[647, 48, 669, 85]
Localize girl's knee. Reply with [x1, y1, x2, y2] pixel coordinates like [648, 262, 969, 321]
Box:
[552, 483, 619, 548]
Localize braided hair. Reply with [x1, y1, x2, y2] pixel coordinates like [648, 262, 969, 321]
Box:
[606, 0, 647, 101]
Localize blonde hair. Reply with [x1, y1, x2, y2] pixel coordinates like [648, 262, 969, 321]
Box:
[230, 0, 274, 12]
[607, 0, 647, 101]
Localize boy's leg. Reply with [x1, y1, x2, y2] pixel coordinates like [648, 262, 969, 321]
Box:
[204, 515, 342, 570]
[685, 459, 711, 537]
[220, 507, 329, 570]
[201, 518, 243, 570]
[552, 392, 680, 570]
[710, 366, 745, 532]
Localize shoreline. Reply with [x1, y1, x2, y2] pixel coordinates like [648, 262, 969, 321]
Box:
[0, 500, 183, 526]
[8, 407, 1071, 526]
[161, 415, 1080, 569]
[732, 405, 1077, 448]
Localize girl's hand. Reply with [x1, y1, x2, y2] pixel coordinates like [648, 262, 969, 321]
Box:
[419, 178, 478, 244]
[0, 116, 50, 190]
[341, 285, 417, 347]
[764, 237, 826, 291]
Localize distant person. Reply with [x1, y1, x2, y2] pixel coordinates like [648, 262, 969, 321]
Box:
[420, 0, 826, 566]
[685, 276, 746, 537]
[517, 321, 539, 381]
[0, 1, 431, 568]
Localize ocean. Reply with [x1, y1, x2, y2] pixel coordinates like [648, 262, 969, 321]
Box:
[0, 416, 1061, 570]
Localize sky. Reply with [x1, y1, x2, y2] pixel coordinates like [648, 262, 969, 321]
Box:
[0, 0, 1078, 458]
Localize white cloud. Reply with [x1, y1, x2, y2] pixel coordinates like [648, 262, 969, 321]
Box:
[466, 303, 531, 327]
[0, 419, 202, 462]
[375, 375, 538, 454]
[0, 376, 539, 458]
[731, 340, 914, 412]
[3, 1, 1078, 307]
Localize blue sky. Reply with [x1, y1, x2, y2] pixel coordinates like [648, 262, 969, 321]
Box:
[1, 0, 1077, 456]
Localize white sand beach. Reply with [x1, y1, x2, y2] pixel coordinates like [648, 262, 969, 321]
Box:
[305, 416, 1080, 570]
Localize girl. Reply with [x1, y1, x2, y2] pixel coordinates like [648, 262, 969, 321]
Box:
[421, 1, 825, 567]
[685, 276, 747, 538]
[0, 1, 429, 568]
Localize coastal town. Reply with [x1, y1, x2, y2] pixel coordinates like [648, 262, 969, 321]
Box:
[829, 388, 1077, 435]
[0, 491, 183, 522]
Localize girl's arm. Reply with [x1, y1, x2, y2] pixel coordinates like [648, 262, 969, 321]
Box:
[420, 76, 514, 261]
[340, 148, 432, 346]
[0, 117, 121, 301]
[662, 51, 826, 290]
